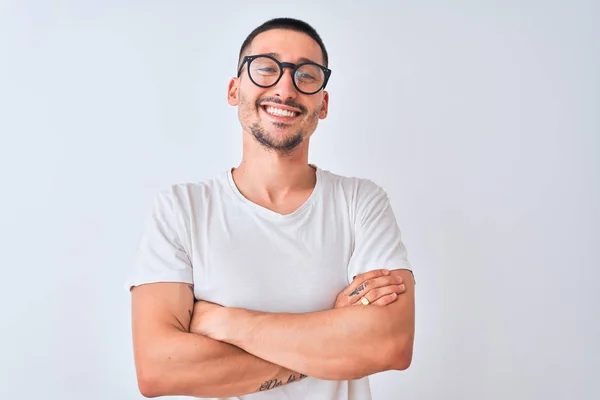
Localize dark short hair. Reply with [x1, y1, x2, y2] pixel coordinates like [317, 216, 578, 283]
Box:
[238, 18, 329, 70]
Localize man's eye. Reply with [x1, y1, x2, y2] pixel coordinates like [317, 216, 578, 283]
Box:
[297, 73, 316, 81]
[258, 68, 277, 73]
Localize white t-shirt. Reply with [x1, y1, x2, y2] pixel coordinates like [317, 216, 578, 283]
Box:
[126, 165, 413, 400]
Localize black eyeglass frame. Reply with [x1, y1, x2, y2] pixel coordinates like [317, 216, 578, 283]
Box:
[237, 54, 332, 95]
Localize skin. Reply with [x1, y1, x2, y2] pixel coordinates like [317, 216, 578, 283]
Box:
[189, 28, 415, 382]
[130, 28, 414, 398]
[335, 268, 406, 308]
[190, 269, 414, 381]
[227, 29, 329, 215]
[131, 270, 407, 397]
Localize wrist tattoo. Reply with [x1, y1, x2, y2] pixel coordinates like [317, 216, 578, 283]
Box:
[286, 373, 308, 383]
[258, 373, 308, 391]
[349, 282, 368, 297]
[259, 378, 283, 391]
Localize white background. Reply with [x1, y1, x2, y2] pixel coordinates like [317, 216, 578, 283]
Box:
[0, 0, 598, 399]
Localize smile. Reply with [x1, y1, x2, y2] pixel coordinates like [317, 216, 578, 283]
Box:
[263, 106, 297, 118]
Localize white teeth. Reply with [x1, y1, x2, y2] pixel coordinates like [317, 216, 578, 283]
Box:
[265, 106, 296, 118]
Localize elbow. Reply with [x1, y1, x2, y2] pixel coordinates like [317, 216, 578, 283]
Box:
[305, 334, 415, 381]
[138, 380, 158, 398]
[394, 350, 413, 371]
[303, 359, 371, 381]
[389, 334, 414, 371]
[136, 361, 169, 398]
[137, 370, 160, 398]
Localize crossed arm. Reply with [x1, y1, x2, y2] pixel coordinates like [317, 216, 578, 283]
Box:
[131, 282, 306, 398]
[130, 269, 415, 398]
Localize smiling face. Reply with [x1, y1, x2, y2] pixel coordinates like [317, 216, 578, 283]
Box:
[228, 29, 329, 154]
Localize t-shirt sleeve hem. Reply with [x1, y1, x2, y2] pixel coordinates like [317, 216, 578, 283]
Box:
[125, 271, 194, 292]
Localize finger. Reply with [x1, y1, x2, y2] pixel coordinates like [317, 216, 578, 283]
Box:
[351, 291, 398, 307]
[371, 292, 399, 306]
[364, 275, 404, 293]
[354, 284, 405, 306]
[345, 269, 390, 297]
[347, 274, 402, 302]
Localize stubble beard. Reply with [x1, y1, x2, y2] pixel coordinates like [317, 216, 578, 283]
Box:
[249, 122, 305, 155]
[240, 95, 321, 156]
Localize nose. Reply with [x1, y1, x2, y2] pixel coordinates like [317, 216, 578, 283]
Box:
[273, 67, 298, 100]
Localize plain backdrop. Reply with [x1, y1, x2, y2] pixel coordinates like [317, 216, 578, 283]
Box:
[0, 0, 598, 399]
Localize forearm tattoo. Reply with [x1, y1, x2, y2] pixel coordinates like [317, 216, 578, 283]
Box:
[258, 373, 308, 391]
[349, 282, 368, 297]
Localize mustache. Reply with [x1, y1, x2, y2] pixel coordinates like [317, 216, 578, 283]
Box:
[256, 97, 307, 115]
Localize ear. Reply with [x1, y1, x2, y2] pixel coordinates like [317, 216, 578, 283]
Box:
[227, 78, 239, 106]
[319, 90, 329, 119]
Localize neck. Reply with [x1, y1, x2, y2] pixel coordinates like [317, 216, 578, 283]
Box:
[232, 133, 316, 203]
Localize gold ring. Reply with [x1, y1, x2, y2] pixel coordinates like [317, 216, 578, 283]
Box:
[360, 297, 370, 305]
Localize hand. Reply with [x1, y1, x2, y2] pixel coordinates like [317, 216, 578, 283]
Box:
[334, 269, 406, 308]
[189, 300, 226, 339]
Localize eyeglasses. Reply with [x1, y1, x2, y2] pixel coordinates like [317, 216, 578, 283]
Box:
[237, 54, 331, 95]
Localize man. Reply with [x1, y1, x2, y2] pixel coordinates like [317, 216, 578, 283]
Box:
[127, 17, 415, 400]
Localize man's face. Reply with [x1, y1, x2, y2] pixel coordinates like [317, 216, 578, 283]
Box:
[228, 29, 329, 154]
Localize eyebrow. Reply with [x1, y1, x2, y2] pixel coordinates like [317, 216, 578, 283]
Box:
[262, 52, 321, 65]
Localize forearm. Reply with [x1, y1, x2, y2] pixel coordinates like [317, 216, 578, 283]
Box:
[139, 329, 306, 398]
[215, 306, 407, 381]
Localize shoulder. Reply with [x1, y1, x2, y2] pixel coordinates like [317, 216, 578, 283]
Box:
[149, 171, 230, 215]
[317, 166, 388, 202]
[317, 166, 392, 226]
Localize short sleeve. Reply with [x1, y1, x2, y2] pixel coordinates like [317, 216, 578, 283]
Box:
[347, 184, 413, 284]
[125, 188, 193, 291]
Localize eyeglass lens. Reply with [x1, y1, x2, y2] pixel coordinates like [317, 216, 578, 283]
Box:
[249, 56, 325, 93]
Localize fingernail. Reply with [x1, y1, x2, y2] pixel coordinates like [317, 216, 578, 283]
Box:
[383, 269, 390, 275]
[390, 293, 397, 298]
[399, 284, 405, 290]
[396, 276, 403, 283]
